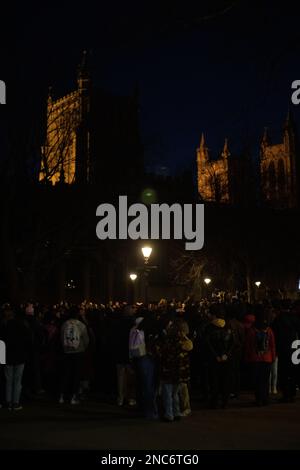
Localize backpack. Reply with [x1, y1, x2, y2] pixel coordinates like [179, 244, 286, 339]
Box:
[255, 328, 269, 354]
[63, 320, 81, 351]
[129, 328, 146, 358]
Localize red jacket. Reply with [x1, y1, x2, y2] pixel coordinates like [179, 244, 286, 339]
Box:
[244, 326, 276, 363]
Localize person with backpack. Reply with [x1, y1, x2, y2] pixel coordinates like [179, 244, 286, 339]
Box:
[245, 316, 276, 406]
[129, 316, 157, 420]
[59, 306, 89, 405]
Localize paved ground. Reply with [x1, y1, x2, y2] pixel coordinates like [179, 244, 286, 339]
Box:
[1, 393, 300, 450]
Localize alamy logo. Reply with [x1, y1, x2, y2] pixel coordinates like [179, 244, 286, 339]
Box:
[291, 339, 300, 365]
[96, 196, 204, 250]
[0, 340, 6, 364]
[0, 80, 6, 104]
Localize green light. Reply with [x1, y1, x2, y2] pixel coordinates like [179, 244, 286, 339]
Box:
[140, 188, 157, 204]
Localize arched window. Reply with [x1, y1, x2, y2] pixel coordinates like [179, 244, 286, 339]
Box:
[277, 159, 285, 194]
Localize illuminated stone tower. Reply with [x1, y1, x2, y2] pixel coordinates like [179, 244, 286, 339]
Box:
[260, 112, 298, 208]
[196, 133, 230, 203]
[39, 51, 91, 185]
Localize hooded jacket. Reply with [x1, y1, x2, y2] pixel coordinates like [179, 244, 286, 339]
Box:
[244, 326, 276, 363]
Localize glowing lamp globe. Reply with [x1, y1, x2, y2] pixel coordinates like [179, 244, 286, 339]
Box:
[141, 246, 152, 263]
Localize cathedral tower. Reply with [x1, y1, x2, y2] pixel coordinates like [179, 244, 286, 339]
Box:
[260, 111, 298, 208]
[196, 134, 230, 203]
[39, 51, 91, 185]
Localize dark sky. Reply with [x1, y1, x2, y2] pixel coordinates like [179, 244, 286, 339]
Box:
[1, 0, 300, 174]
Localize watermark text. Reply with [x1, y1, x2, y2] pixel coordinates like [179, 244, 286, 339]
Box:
[291, 339, 300, 365]
[96, 196, 204, 250]
[0, 340, 6, 364]
[0, 80, 6, 104]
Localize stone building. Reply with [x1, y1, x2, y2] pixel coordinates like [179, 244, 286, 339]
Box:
[39, 51, 143, 187]
[197, 112, 299, 208]
[260, 112, 298, 209]
[196, 133, 251, 205]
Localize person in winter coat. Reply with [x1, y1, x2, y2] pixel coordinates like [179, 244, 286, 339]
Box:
[205, 310, 236, 409]
[129, 316, 157, 420]
[176, 319, 193, 416]
[244, 316, 276, 406]
[1, 308, 32, 410]
[41, 311, 61, 395]
[157, 320, 193, 422]
[22, 302, 46, 397]
[59, 307, 89, 405]
[115, 305, 136, 406]
[226, 306, 245, 399]
[78, 307, 96, 400]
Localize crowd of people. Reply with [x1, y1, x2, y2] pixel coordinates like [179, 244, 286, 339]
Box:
[0, 296, 300, 421]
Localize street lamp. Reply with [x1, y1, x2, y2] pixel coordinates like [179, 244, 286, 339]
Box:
[129, 273, 137, 303]
[203, 277, 212, 300]
[141, 246, 152, 264]
[141, 246, 153, 304]
[255, 281, 261, 288]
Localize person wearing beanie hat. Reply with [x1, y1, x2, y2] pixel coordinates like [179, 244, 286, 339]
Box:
[211, 318, 226, 328]
[205, 310, 236, 409]
[243, 314, 256, 329]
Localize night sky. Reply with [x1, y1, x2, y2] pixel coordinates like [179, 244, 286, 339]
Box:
[1, 0, 300, 174]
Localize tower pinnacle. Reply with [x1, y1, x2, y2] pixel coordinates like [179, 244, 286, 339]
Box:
[222, 137, 230, 158]
[77, 50, 90, 91]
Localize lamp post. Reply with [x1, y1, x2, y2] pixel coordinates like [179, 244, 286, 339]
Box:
[129, 273, 137, 304]
[204, 277, 212, 300]
[254, 281, 261, 301]
[141, 246, 152, 264]
[141, 246, 152, 304]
